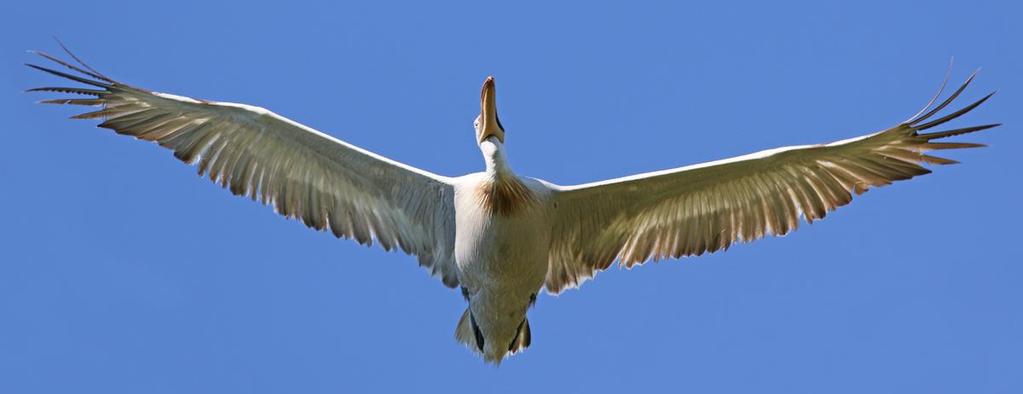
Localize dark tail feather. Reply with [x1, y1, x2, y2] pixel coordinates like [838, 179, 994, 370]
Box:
[455, 308, 483, 354]
[508, 318, 531, 355]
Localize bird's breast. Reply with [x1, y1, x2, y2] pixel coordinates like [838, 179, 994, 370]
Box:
[452, 174, 552, 292]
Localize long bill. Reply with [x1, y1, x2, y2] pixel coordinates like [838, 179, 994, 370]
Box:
[479, 76, 505, 143]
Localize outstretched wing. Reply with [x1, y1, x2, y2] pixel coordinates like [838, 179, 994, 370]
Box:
[28, 47, 459, 287]
[545, 72, 997, 294]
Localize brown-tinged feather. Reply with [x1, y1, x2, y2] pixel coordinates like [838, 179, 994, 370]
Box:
[475, 176, 537, 216]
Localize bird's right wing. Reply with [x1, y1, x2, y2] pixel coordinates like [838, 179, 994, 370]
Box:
[545, 72, 997, 294]
[28, 47, 460, 287]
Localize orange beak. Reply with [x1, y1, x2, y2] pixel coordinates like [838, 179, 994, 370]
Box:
[479, 76, 505, 143]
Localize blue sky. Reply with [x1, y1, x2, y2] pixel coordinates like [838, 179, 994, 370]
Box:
[1, 1, 1020, 393]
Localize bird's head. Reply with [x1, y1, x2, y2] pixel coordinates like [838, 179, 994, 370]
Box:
[474, 76, 505, 147]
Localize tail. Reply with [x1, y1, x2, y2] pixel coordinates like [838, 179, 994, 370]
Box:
[455, 308, 532, 363]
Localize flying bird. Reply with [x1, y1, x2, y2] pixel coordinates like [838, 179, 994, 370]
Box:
[28, 45, 998, 363]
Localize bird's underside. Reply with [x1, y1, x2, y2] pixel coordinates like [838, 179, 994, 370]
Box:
[28, 44, 998, 363]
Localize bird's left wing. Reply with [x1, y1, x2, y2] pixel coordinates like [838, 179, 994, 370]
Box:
[28, 49, 460, 287]
[545, 73, 997, 294]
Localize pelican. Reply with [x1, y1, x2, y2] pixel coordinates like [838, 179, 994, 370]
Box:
[28, 46, 998, 363]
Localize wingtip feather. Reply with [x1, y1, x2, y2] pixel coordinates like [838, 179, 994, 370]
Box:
[26, 63, 111, 88]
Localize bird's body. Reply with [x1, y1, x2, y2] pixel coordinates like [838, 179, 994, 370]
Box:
[453, 172, 550, 301]
[29, 45, 999, 363]
[452, 143, 552, 360]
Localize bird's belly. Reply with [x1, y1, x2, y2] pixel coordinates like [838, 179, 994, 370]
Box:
[454, 207, 550, 293]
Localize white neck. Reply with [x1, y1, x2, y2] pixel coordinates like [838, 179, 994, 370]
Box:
[480, 138, 512, 177]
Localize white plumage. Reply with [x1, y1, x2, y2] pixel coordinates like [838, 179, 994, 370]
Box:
[29, 46, 997, 363]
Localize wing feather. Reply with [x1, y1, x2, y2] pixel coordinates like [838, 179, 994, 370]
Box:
[546, 72, 998, 294]
[29, 50, 459, 287]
